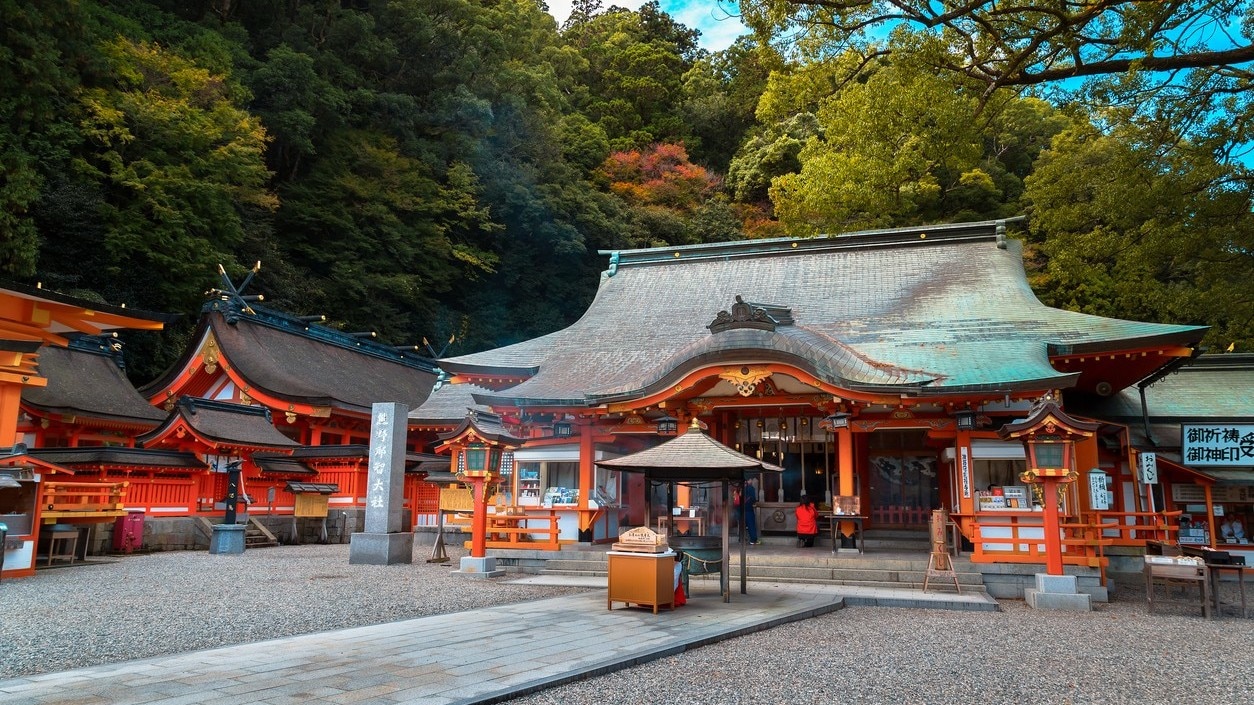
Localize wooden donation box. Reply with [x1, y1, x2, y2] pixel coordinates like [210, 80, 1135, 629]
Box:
[607, 527, 675, 614]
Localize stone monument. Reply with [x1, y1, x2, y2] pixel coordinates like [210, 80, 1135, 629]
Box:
[349, 402, 414, 564]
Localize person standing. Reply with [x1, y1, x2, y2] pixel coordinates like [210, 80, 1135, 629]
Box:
[795, 495, 819, 548]
[742, 478, 760, 545]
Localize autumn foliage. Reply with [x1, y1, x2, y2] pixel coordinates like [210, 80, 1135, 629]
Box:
[597, 143, 721, 210]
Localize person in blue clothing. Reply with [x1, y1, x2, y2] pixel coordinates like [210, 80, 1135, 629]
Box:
[741, 478, 760, 544]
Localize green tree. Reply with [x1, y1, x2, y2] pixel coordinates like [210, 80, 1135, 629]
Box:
[1024, 121, 1254, 351]
[769, 62, 988, 233]
[680, 37, 783, 172]
[0, 1, 87, 276]
[561, 1, 702, 151]
[72, 36, 275, 313]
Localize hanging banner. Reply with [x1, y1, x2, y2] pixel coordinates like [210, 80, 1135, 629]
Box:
[1137, 452, 1158, 485]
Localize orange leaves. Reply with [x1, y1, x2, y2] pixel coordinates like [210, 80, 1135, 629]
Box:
[596, 143, 721, 210]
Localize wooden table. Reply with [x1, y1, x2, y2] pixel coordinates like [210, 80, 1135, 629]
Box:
[828, 515, 866, 554]
[1144, 556, 1211, 619]
[1207, 563, 1251, 619]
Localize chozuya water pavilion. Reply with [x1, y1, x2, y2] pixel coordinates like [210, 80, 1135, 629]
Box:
[423, 219, 1208, 578]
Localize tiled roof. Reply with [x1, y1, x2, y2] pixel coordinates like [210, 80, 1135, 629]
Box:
[443, 221, 1205, 406]
[140, 303, 438, 414]
[1075, 354, 1254, 423]
[437, 409, 522, 445]
[23, 338, 166, 424]
[137, 398, 301, 450]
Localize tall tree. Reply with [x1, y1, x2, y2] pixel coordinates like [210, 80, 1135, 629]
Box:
[70, 35, 275, 313]
[0, 1, 87, 277]
[1024, 121, 1254, 351]
[561, 1, 703, 151]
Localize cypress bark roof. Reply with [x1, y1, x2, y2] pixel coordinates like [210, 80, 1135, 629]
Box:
[597, 422, 782, 481]
[441, 221, 1206, 407]
[22, 338, 166, 425]
[137, 398, 300, 451]
[140, 303, 439, 414]
[409, 381, 492, 425]
[29, 447, 206, 471]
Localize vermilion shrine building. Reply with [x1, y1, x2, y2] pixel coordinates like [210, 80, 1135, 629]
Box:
[3, 219, 1251, 583]
[424, 219, 1249, 575]
[1, 279, 447, 577]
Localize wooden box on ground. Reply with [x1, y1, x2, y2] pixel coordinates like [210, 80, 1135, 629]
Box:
[607, 551, 675, 614]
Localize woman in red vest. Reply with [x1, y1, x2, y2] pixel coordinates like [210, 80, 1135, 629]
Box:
[795, 495, 819, 548]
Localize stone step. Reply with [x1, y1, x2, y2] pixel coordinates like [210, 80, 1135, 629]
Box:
[542, 554, 978, 572]
[540, 563, 983, 584]
[538, 568, 985, 593]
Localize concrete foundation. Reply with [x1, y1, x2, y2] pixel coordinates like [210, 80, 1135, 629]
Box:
[454, 556, 504, 579]
[1023, 573, 1092, 612]
[208, 524, 246, 555]
[348, 532, 414, 565]
[977, 562, 1107, 602]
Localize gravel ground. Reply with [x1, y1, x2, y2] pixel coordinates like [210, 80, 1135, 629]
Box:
[0, 543, 581, 680]
[2, 546, 1252, 704]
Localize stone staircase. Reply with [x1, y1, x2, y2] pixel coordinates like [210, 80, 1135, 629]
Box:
[517, 530, 986, 593]
[193, 517, 280, 549]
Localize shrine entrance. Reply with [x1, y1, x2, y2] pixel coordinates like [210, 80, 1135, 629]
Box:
[865, 430, 941, 528]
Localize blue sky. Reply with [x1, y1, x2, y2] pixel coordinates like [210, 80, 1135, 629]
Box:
[545, 0, 749, 51]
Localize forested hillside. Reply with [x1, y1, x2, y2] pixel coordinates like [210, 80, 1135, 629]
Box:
[2, 0, 1251, 381]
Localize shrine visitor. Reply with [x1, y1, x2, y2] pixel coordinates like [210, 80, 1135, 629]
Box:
[795, 495, 819, 548]
[673, 551, 687, 606]
[741, 478, 760, 545]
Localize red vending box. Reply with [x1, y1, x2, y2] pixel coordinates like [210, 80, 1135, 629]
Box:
[112, 511, 144, 553]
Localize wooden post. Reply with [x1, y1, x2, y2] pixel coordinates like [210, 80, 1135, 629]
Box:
[1041, 475, 1064, 575]
[470, 476, 489, 557]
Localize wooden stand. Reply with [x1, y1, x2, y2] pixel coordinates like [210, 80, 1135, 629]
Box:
[923, 509, 960, 593]
[1145, 556, 1211, 619]
[607, 551, 675, 614]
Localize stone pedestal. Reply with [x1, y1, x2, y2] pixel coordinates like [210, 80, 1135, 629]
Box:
[1024, 573, 1092, 611]
[454, 556, 503, 579]
[209, 524, 246, 555]
[348, 532, 414, 565]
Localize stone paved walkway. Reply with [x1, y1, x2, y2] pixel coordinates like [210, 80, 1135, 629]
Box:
[0, 581, 993, 705]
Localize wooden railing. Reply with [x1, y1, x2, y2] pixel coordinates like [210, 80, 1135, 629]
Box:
[960, 510, 1187, 584]
[1090, 510, 1182, 546]
[112, 477, 196, 512]
[472, 510, 560, 551]
[42, 481, 129, 519]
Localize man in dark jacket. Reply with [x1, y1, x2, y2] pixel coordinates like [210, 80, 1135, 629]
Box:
[742, 478, 760, 544]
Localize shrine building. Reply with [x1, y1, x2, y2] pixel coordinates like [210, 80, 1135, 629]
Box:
[423, 219, 1219, 577]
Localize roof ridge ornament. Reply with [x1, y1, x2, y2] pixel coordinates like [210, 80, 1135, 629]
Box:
[708, 295, 792, 334]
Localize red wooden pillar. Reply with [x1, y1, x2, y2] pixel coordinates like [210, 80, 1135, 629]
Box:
[1040, 475, 1064, 575]
[469, 475, 489, 557]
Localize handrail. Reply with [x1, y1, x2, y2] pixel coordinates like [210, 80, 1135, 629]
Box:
[43, 481, 129, 517]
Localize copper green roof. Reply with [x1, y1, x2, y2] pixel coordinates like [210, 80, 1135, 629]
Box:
[440, 220, 1206, 407]
[1076, 354, 1254, 423]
